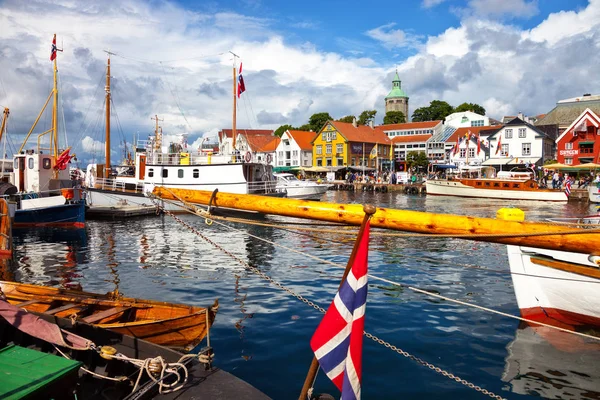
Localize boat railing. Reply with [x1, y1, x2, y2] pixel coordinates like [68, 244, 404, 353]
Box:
[145, 151, 242, 166]
[93, 177, 145, 194]
[247, 180, 280, 194]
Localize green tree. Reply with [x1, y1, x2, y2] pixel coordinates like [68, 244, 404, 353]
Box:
[274, 124, 293, 137]
[358, 110, 377, 125]
[308, 112, 333, 133]
[406, 151, 429, 171]
[411, 100, 453, 122]
[297, 124, 311, 131]
[337, 115, 356, 123]
[383, 111, 406, 124]
[454, 102, 486, 115]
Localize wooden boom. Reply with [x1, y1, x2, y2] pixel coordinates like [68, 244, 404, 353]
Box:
[152, 187, 600, 255]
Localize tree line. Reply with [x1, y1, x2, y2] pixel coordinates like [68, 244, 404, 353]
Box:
[273, 101, 485, 137]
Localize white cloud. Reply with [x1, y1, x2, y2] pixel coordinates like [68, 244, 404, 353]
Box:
[467, 0, 539, 18]
[422, 0, 447, 8]
[81, 136, 104, 153]
[366, 23, 421, 49]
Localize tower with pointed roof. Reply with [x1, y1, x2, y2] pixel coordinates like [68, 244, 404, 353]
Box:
[385, 71, 409, 121]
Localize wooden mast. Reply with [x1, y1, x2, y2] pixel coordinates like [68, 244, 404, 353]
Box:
[105, 52, 111, 177]
[151, 187, 600, 255]
[51, 34, 59, 162]
[0, 108, 8, 144]
[230, 51, 239, 158]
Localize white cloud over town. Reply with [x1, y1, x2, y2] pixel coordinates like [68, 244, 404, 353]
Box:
[0, 0, 598, 165]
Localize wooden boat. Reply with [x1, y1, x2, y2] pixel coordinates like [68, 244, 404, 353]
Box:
[151, 187, 600, 327]
[0, 280, 217, 351]
[426, 166, 567, 201]
[0, 299, 269, 400]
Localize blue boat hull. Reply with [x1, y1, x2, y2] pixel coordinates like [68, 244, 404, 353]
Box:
[14, 201, 86, 228]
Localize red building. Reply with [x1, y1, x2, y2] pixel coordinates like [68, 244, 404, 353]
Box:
[555, 108, 600, 165]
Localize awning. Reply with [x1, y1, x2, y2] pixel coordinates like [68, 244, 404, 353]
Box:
[348, 166, 376, 172]
[508, 157, 540, 165]
[579, 141, 595, 145]
[273, 166, 294, 172]
[482, 158, 511, 165]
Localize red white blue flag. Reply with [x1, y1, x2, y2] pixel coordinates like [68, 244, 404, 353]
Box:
[495, 135, 502, 155]
[50, 35, 57, 61]
[310, 221, 370, 400]
[565, 179, 572, 196]
[237, 63, 246, 98]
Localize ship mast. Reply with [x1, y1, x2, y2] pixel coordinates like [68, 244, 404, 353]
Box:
[151, 115, 163, 152]
[105, 51, 112, 177]
[230, 51, 239, 156]
[0, 108, 8, 144]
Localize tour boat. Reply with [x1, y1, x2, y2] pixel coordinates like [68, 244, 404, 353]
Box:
[426, 166, 567, 201]
[589, 181, 600, 203]
[274, 172, 330, 200]
[84, 55, 280, 212]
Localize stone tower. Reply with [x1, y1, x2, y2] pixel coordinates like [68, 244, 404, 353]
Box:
[385, 71, 409, 121]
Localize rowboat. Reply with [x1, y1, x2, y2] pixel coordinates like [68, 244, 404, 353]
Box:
[0, 299, 269, 400]
[0, 280, 217, 351]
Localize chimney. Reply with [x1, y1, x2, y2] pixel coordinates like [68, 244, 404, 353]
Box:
[352, 117, 357, 128]
[369, 120, 374, 129]
[518, 111, 524, 120]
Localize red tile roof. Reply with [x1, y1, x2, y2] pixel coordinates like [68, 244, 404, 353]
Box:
[327, 121, 391, 144]
[447, 126, 498, 142]
[219, 128, 273, 140]
[380, 120, 442, 131]
[391, 134, 432, 144]
[287, 130, 318, 150]
[245, 135, 280, 152]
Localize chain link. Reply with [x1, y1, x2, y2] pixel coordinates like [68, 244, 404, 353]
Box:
[149, 196, 507, 400]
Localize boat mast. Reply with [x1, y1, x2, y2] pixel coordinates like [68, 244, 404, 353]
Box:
[105, 51, 111, 177]
[0, 108, 8, 145]
[230, 51, 239, 157]
[51, 35, 59, 161]
[151, 115, 163, 152]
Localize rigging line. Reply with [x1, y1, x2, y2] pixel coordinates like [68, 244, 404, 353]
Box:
[58, 73, 68, 149]
[109, 51, 227, 65]
[159, 62, 193, 131]
[159, 196, 600, 342]
[240, 90, 259, 128]
[71, 69, 107, 150]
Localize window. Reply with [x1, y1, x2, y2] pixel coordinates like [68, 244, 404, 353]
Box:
[193, 169, 199, 178]
[28, 158, 34, 169]
[148, 168, 154, 178]
[162, 169, 168, 178]
[565, 142, 573, 150]
[501, 144, 509, 155]
[336, 144, 343, 154]
[326, 158, 332, 166]
[13, 159, 18, 169]
[326, 144, 332, 154]
[321, 133, 326, 141]
[278, 151, 284, 157]
[469, 148, 475, 158]
[565, 158, 573, 165]
[178, 169, 184, 178]
[316, 145, 322, 155]
[337, 157, 344, 166]
[471, 120, 484, 127]
[505, 129, 513, 139]
[42, 158, 51, 169]
[283, 140, 289, 146]
[518, 128, 526, 138]
[460, 149, 466, 158]
[293, 150, 298, 156]
[317, 159, 323, 166]
[522, 143, 531, 156]
[332, 132, 337, 140]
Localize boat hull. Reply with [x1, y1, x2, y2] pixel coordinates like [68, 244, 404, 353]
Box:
[280, 184, 330, 200]
[0, 280, 217, 351]
[426, 180, 567, 201]
[589, 184, 600, 203]
[14, 201, 85, 228]
[507, 245, 600, 326]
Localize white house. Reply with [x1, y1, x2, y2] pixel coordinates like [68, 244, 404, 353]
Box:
[274, 130, 316, 170]
[482, 118, 553, 168]
[445, 111, 489, 128]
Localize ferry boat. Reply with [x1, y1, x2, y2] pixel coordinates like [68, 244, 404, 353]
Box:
[426, 166, 567, 201]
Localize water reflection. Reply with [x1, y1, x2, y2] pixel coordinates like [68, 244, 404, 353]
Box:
[503, 322, 600, 399]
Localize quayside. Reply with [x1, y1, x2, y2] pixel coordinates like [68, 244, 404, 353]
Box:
[151, 187, 600, 255]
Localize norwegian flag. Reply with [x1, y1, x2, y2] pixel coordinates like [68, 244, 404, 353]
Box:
[237, 62, 246, 98]
[50, 35, 57, 61]
[565, 178, 572, 197]
[310, 221, 370, 400]
[495, 135, 502, 155]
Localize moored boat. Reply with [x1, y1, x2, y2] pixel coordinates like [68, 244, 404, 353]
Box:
[0, 280, 218, 351]
[273, 172, 330, 200]
[426, 165, 567, 201]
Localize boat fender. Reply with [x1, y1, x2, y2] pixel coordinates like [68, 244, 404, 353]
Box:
[244, 151, 251, 163]
[100, 346, 118, 360]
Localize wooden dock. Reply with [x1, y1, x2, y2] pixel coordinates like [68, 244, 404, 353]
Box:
[86, 205, 159, 220]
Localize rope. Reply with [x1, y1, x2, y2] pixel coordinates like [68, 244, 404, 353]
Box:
[149, 196, 506, 399]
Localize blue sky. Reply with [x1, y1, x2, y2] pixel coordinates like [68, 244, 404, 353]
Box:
[0, 0, 598, 165]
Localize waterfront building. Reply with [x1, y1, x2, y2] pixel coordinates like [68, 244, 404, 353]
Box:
[536, 93, 600, 133]
[380, 121, 441, 169]
[218, 128, 273, 156]
[555, 108, 600, 166]
[236, 132, 280, 164]
[482, 117, 553, 169]
[312, 120, 391, 171]
[444, 111, 490, 128]
[447, 126, 497, 166]
[385, 71, 409, 122]
[274, 130, 316, 171]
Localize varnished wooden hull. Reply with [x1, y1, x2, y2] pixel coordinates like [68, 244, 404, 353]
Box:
[426, 178, 568, 201]
[0, 280, 217, 351]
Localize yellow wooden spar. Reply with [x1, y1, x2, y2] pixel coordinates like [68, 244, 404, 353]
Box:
[152, 187, 600, 255]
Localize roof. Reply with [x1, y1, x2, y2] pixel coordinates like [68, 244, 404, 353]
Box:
[324, 121, 391, 144]
[446, 126, 500, 142]
[244, 135, 280, 152]
[391, 134, 432, 144]
[286, 130, 317, 151]
[536, 98, 600, 127]
[503, 117, 549, 137]
[556, 108, 600, 143]
[219, 128, 273, 140]
[385, 72, 408, 99]
[380, 120, 442, 131]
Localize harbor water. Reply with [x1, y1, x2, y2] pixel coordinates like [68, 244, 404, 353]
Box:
[6, 192, 600, 399]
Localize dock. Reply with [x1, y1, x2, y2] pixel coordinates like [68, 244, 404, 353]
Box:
[85, 205, 159, 220]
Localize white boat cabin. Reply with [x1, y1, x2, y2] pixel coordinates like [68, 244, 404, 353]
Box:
[13, 152, 69, 193]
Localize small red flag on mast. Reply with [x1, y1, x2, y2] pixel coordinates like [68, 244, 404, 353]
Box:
[50, 35, 57, 61]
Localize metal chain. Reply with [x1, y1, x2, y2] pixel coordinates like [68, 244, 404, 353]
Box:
[149, 197, 506, 399]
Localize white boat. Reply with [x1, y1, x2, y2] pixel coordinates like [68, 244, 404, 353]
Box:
[507, 213, 600, 327]
[589, 181, 600, 203]
[273, 173, 330, 200]
[84, 55, 281, 212]
[426, 166, 567, 202]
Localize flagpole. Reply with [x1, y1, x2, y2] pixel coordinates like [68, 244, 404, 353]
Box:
[298, 204, 376, 400]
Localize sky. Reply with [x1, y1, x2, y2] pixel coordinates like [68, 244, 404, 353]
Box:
[0, 0, 598, 165]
